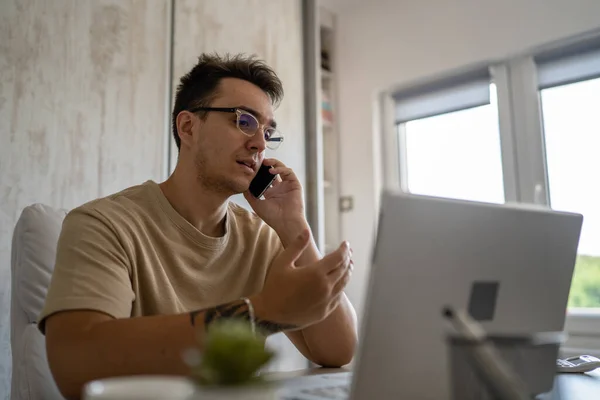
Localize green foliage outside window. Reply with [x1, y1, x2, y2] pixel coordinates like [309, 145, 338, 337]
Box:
[568, 255, 600, 309]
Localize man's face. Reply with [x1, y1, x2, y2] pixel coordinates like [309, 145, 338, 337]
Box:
[188, 78, 276, 195]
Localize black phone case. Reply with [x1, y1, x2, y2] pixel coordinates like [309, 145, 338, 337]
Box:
[249, 164, 277, 198]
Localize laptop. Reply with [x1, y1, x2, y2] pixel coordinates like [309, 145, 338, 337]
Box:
[281, 190, 583, 400]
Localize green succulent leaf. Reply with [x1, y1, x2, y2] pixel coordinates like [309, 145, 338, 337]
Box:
[190, 318, 275, 387]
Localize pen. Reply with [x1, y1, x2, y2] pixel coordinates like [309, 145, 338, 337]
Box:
[443, 306, 531, 400]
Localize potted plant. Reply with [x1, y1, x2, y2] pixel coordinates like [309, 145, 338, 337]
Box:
[185, 318, 279, 400]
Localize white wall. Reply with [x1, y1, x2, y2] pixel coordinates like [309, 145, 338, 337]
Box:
[329, 0, 600, 322]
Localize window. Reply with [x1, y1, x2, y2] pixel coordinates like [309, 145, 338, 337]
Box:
[387, 33, 600, 352]
[393, 70, 505, 204]
[540, 77, 600, 309]
[402, 84, 504, 204]
[536, 39, 600, 312]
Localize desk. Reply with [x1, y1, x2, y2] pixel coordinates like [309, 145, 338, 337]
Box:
[539, 370, 600, 399]
[272, 368, 600, 399]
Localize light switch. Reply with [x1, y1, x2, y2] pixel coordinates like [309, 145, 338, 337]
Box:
[339, 196, 353, 212]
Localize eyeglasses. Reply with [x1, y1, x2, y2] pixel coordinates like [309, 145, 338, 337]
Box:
[188, 107, 284, 150]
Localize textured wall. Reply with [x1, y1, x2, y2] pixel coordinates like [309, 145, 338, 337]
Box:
[0, 1, 169, 398]
[170, 0, 308, 370]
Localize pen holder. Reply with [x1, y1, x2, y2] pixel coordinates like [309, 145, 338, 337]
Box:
[446, 331, 565, 400]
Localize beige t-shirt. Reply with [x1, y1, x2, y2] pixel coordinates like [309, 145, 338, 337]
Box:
[38, 180, 283, 333]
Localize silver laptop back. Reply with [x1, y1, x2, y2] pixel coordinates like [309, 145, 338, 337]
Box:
[350, 191, 583, 400]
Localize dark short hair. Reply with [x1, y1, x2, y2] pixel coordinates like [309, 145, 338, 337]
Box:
[171, 53, 284, 151]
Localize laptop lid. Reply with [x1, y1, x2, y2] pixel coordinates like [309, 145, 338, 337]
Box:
[350, 191, 583, 400]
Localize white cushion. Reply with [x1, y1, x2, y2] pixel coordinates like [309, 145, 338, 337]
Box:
[13, 203, 67, 323]
[13, 324, 63, 400]
[11, 204, 68, 400]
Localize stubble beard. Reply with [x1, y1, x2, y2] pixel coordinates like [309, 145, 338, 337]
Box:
[194, 151, 247, 196]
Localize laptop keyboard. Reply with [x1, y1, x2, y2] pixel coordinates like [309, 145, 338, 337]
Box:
[282, 385, 349, 400]
[298, 384, 349, 399]
[280, 372, 351, 400]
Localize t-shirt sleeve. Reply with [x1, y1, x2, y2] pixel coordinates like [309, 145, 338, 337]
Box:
[38, 206, 135, 334]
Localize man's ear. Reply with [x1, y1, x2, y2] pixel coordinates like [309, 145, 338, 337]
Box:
[176, 111, 197, 149]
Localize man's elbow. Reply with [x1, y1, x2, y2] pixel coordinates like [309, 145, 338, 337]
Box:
[45, 311, 113, 399]
[46, 327, 91, 400]
[311, 349, 355, 368]
[311, 338, 358, 368]
[57, 375, 88, 400]
[58, 384, 84, 400]
[46, 342, 87, 400]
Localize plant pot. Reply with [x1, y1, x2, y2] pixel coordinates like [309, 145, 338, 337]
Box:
[188, 382, 278, 400]
[83, 376, 196, 400]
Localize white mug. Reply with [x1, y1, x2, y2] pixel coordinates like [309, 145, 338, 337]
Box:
[83, 375, 196, 400]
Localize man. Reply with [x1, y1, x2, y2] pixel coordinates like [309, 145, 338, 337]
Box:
[40, 53, 358, 399]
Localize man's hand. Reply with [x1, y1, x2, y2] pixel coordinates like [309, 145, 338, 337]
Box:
[250, 229, 353, 332]
[244, 158, 305, 238]
[245, 158, 358, 367]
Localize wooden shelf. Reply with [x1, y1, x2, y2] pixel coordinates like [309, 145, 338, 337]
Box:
[324, 180, 339, 191]
[321, 68, 333, 80]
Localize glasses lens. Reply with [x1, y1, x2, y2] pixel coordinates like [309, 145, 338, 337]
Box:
[266, 129, 284, 150]
[237, 112, 259, 136]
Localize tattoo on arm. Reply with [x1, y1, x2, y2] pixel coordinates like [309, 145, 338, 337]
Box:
[189, 299, 298, 335]
[254, 319, 298, 335]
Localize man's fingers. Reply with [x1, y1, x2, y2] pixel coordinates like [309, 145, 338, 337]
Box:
[332, 267, 352, 296]
[328, 259, 351, 283]
[319, 241, 351, 274]
[262, 158, 287, 169]
[268, 167, 296, 181]
[271, 175, 283, 186]
[261, 159, 298, 183]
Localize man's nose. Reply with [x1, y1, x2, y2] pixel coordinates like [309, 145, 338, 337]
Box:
[247, 130, 267, 152]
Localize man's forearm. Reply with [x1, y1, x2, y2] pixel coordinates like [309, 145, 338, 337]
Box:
[47, 311, 197, 399]
[296, 293, 358, 366]
[277, 220, 359, 366]
[45, 299, 288, 399]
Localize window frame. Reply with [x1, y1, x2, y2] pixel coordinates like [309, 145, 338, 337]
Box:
[382, 31, 600, 354]
[506, 55, 600, 353]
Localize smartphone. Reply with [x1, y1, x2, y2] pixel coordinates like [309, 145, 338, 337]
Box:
[249, 164, 277, 198]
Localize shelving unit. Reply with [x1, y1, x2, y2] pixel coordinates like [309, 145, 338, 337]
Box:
[303, 1, 341, 257]
[318, 7, 341, 254]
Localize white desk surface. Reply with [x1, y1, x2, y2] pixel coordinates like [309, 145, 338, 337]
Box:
[269, 367, 600, 399]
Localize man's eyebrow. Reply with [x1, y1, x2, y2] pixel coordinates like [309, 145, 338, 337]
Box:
[237, 105, 277, 129]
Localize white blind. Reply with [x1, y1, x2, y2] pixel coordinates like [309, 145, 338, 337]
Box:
[536, 39, 600, 89]
[393, 69, 491, 124]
